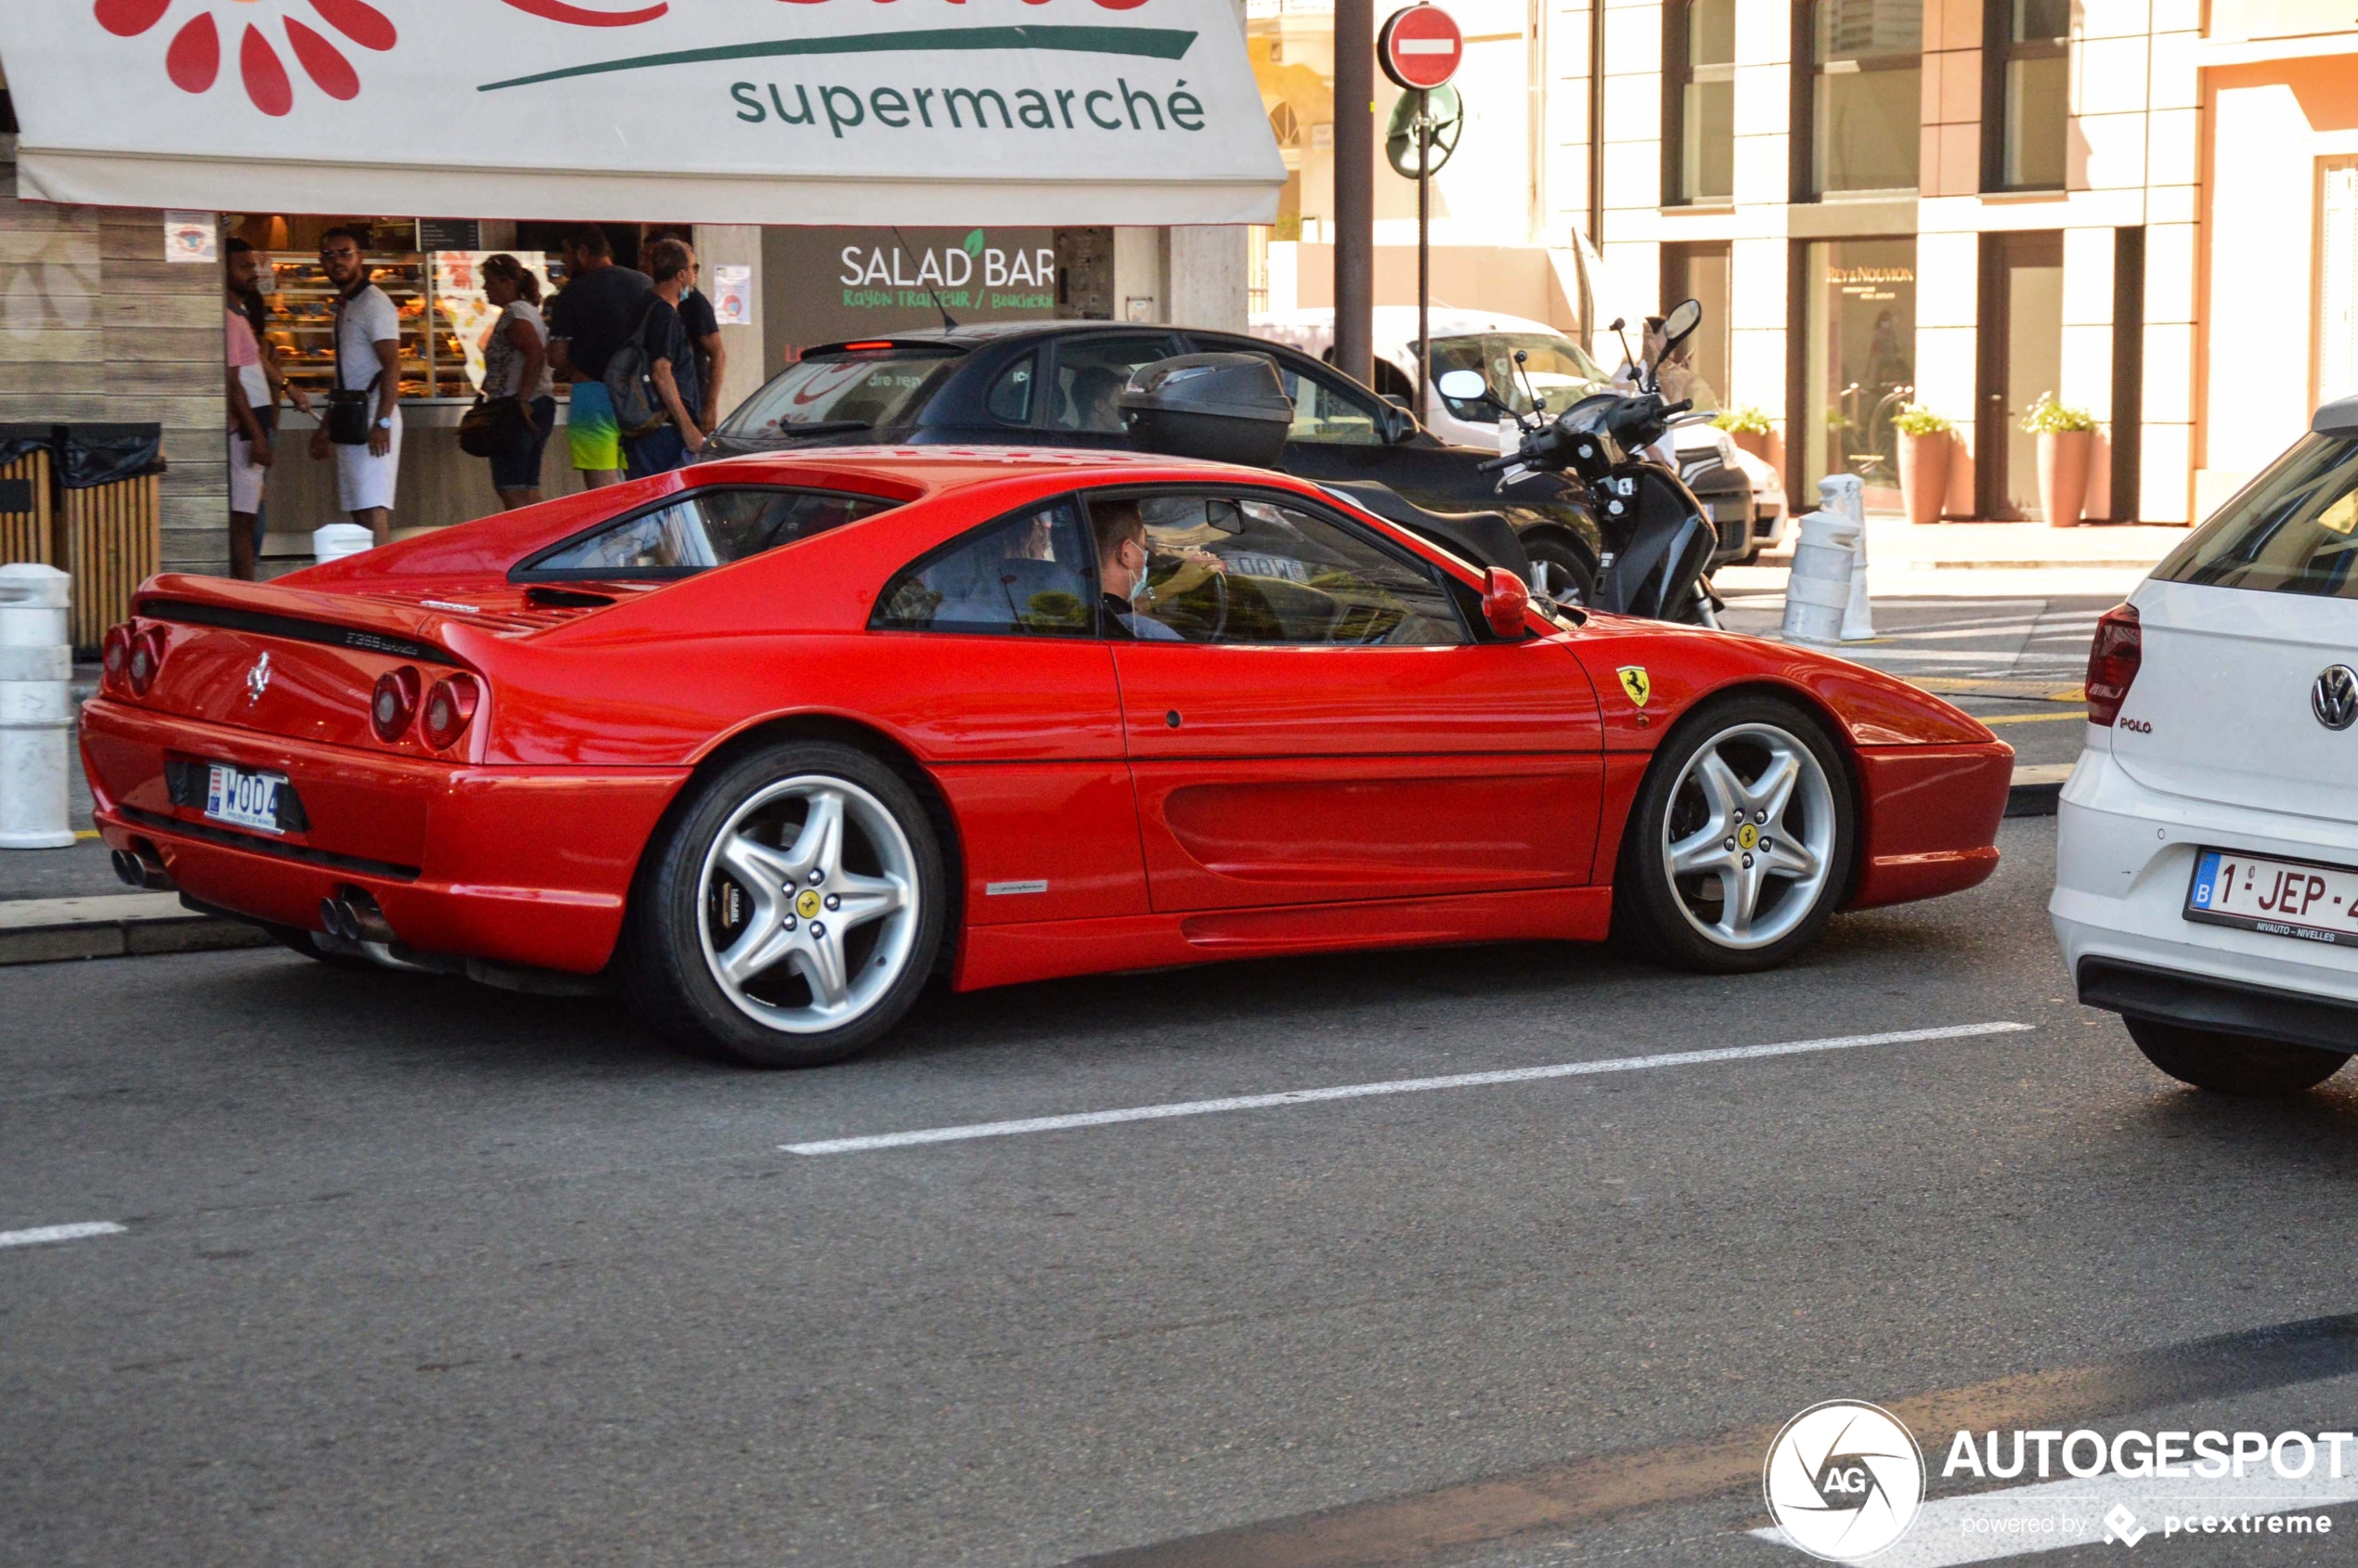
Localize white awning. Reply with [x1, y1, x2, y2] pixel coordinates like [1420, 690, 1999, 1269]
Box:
[1, 0, 1283, 227]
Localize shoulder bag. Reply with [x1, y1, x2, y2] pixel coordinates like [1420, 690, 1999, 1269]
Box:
[326, 288, 384, 447]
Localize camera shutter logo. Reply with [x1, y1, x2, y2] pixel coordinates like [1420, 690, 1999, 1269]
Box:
[1762, 1401, 1924, 1561]
[2313, 665, 2358, 732]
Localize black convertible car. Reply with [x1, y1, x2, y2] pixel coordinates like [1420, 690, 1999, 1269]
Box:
[699, 321, 1611, 603]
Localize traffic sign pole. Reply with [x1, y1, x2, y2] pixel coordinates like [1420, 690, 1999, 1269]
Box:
[1334, 0, 1375, 390]
[1379, 6, 1462, 416]
[1417, 88, 1430, 410]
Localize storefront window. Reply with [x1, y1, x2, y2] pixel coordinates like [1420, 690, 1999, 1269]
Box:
[1988, 0, 2068, 191]
[1667, 0, 1736, 204]
[1801, 239, 1916, 496]
[1810, 0, 1922, 196]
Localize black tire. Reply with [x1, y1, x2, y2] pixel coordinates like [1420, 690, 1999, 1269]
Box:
[622, 741, 948, 1068]
[2123, 1016, 2348, 1095]
[1523, 534, 1595, 608]
[1614, 694, 1855, 974]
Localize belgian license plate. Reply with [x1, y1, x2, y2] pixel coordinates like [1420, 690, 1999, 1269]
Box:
[203, 764, 285, 835]
[2185, 849, 2358, 945]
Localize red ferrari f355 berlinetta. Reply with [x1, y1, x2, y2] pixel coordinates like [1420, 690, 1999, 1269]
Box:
[83, 449, 2011, 1066]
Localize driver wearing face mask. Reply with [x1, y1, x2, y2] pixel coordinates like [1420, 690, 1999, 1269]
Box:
[1093, 501, 1185, 640]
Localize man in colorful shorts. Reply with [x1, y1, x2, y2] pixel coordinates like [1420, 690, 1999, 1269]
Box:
[545, 227, 651, 490]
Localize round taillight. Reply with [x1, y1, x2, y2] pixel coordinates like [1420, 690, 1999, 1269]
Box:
[101, 624, 133, 687]
[371, 667, 421, 743]
[421, 674, 480, 753]
[127, 628, 166, 695]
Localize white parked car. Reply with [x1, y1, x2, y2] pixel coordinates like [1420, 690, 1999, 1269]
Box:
[2053, 395, 2358, 1094]
[1250, 306, 1789, 565]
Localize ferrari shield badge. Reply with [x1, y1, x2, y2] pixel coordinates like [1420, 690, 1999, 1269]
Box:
[1616, 666, 1652, 708]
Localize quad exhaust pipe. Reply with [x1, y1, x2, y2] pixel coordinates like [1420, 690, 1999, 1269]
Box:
[318, 886, 396, 946]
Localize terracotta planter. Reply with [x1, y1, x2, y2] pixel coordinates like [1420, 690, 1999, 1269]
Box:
[1898, 430, 1951, 525]
[2038, 429, 2093, 526]
[1729, 429, 1770, 462]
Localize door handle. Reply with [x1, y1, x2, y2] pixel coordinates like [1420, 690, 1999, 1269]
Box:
[1164, 709, 1182, 729]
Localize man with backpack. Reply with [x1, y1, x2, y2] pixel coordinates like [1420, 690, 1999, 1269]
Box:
[545, 227, 650, 490]
[614, 238, 709, 479]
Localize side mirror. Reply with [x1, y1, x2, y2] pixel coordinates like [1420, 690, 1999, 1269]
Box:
[1660, 298, 1703, 359]
[1436, 369, 1488, 403]
[1481, 566, 1531, 638]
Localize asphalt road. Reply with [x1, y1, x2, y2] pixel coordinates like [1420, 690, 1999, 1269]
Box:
[10, 809, 2358, 1567]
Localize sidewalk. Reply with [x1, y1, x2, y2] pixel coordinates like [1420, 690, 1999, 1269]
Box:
[1717, 513, 2187, 600]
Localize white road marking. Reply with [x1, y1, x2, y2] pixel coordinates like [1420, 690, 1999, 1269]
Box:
[784, 1021, 2033, 1156]
[1752, 1469, 2358, 1564]
[0, 1221, 125, 1250]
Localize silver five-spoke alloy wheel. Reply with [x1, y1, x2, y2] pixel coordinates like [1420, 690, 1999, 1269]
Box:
[1660, 720, 1835, 951]
[696, 775, 919, 1034]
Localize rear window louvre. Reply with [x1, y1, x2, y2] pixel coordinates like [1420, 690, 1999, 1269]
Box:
[142, 600, 458, 665]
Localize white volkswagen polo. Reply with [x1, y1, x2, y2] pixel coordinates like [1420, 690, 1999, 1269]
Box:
[2054, 396, 2358, 1095]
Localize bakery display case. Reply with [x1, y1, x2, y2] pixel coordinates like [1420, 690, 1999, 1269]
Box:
[262, 249, 512, 403]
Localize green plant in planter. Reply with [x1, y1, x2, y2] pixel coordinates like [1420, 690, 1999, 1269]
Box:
[1891, 403, 1954, 437]
[2020, 392, 2099, 434]
[1712, 405, 1773, 435]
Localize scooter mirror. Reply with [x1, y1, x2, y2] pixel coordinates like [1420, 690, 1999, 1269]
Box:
[1436, 369, 1489, 403]
[1661, 298, 1703, 358]
[1481, 566, 1531, 638]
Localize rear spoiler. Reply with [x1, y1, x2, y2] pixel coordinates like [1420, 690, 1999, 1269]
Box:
[133, 575, 484, 667]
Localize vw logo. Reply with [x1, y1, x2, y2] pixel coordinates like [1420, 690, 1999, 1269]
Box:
[2313, 665, 2358, 732]
[245, 652, 272, 706]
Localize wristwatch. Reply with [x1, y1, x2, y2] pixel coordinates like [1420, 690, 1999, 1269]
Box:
[375, 416, 393, 431]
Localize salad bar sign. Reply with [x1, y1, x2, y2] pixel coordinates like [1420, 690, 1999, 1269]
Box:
[0, 0, 1282, 225]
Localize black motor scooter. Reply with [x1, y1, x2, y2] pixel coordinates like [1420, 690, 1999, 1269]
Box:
[1459, 298, 1725, 628]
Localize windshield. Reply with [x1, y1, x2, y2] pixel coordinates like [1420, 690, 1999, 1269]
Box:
[718, 349, 961, 438]
[2152, 434, 2358, 598]
[1429, 331, 1610, 422]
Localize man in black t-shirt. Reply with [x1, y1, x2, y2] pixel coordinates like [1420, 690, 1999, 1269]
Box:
[621, 238, 708, 480]
[672, 241, 730, 433]
[545, 227, 651, 489]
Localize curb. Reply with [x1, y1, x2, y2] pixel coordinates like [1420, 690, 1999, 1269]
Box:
[2006, 763, 2071, 818]
[0, 893, 271, 967]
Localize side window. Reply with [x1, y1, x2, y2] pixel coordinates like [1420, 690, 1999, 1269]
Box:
[986, 352, 1037, 425]
[1095, 491, 1467, 647]
[518, 487, 892, 579]
[1048, 336, 1178, 433]
[1265, 356, 1382, 446]
[872, 500, 1096, 637]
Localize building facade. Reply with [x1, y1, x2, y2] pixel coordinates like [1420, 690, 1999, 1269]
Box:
[1257, 0, 2358, 526]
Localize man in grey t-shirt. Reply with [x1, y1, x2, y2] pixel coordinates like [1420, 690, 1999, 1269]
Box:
[304, 227, 402, 546]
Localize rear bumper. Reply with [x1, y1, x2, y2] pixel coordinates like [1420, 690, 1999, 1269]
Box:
[82, 699, 688, 974]
[2051, 745, 2358, 1017]
[2077, 957, 2358, 1053]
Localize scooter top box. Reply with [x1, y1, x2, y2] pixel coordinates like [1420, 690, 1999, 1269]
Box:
[1121, 354, 1294, 469]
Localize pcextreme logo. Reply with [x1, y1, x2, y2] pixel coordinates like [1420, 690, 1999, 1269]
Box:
[1763, 1401, 1926, 1561]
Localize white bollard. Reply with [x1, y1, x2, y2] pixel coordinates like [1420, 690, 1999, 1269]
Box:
[1817, 473, 1875, 641]
[0, 563, 77, 850]
[1781, 509, 1861, 646]
[313, 524, 374, 564]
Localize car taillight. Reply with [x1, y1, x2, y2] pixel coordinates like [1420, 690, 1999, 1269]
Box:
[2085, 603, 2141, 727]
[421, 674, 479, 752]
[371, 667, 421, 743]
[101, 624, 133, 691]
[126, 627, 167, 695]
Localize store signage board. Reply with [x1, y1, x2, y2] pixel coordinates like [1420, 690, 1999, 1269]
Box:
[767, 227, 1058, 345]
[1378, 6, 1461, 92]
[419, 219, 484, 253]
[0, 1, 1282, 226]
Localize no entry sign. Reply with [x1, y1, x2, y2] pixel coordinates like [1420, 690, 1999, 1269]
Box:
[1379, 5, 1464, 92]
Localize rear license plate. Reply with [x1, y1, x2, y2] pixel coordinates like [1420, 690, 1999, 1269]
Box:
[2185, 849, 2358, 946]
[203, 764, 285, 835]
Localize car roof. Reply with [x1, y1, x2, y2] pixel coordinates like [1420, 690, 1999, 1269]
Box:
[806, 320, 1198, 353]
[687, 444, 1321, 498]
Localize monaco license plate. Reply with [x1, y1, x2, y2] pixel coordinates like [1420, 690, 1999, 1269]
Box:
[203, 764, 285, 835]
[2185, 849, 2358, 946]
